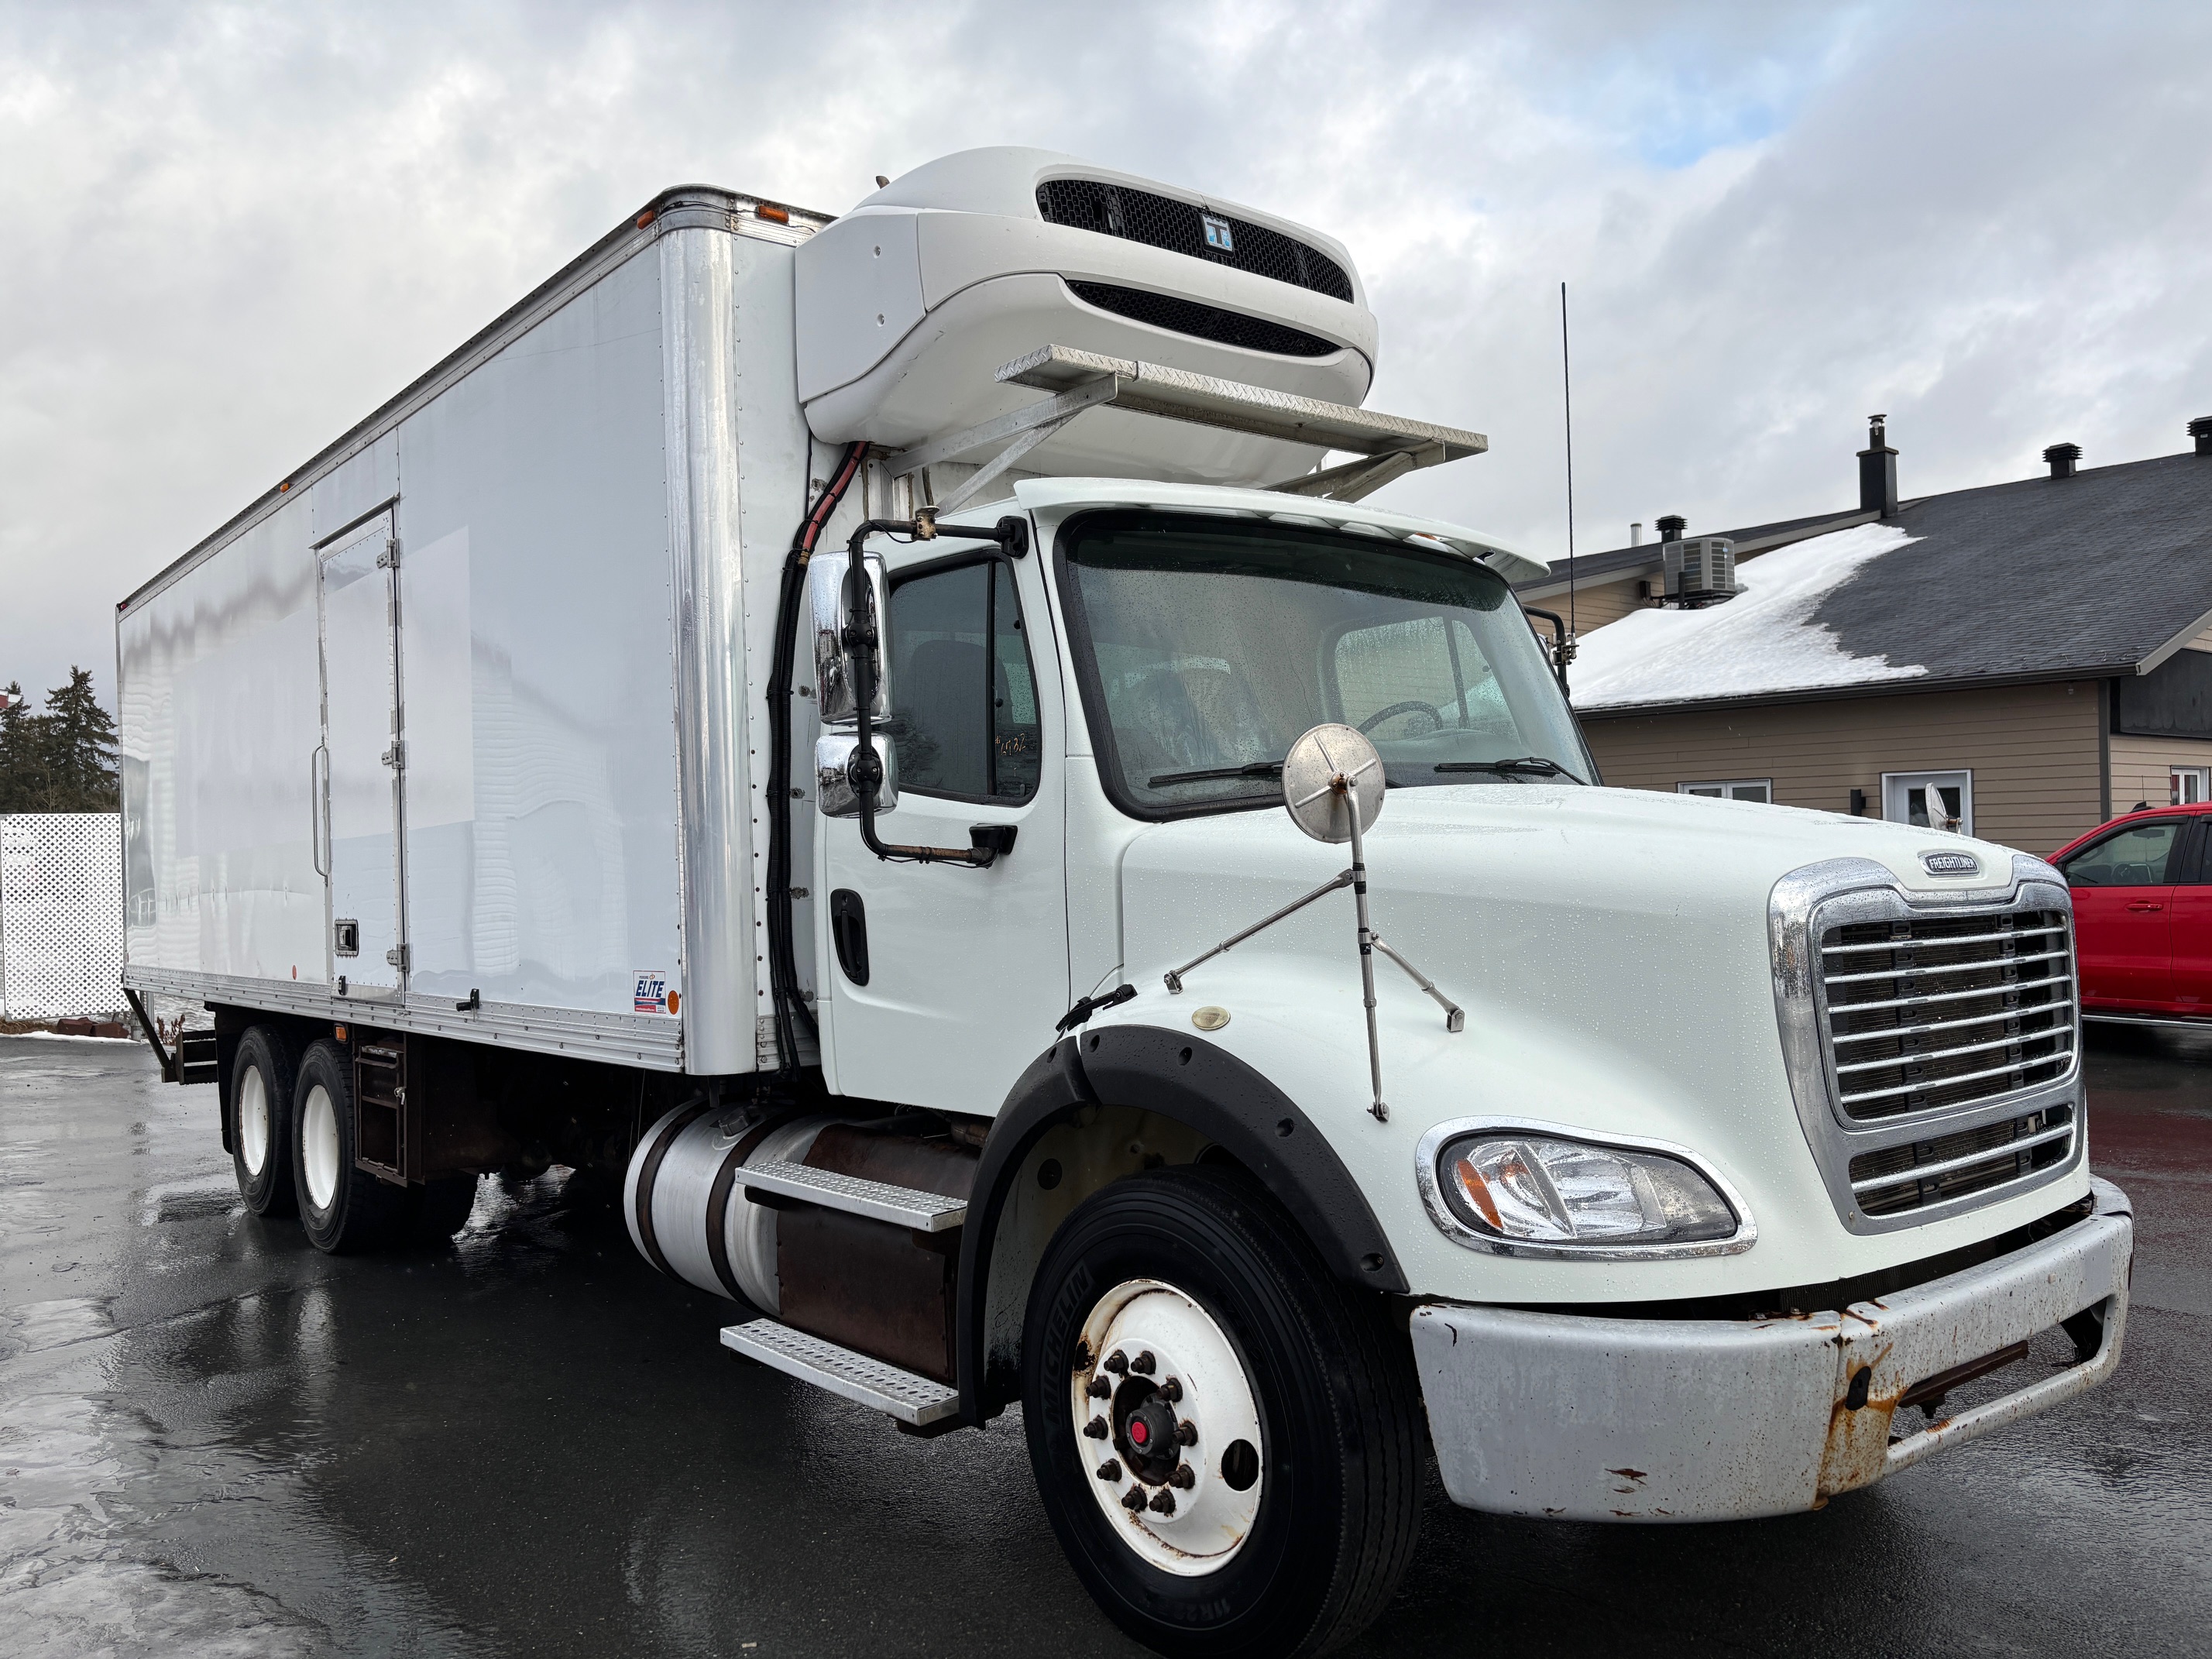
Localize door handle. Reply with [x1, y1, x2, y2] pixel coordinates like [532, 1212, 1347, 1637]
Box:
[2126, 901, 2164, 912]
[311, 747, 331, 876]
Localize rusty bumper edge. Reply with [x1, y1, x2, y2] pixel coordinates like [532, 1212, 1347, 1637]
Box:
[1409, 1178, 2133, 1523]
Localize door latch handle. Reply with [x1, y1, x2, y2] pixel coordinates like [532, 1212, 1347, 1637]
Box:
[2126, 901, 2165, 912]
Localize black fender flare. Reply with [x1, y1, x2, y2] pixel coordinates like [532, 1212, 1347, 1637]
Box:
[955, 1023, 1409, 1421]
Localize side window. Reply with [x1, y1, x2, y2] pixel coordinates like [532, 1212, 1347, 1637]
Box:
[2059, 819, 2183, 887]
[886, 559, 1039, 802]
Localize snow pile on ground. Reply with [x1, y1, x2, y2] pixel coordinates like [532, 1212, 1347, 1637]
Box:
[1568, 522, 1925, 709]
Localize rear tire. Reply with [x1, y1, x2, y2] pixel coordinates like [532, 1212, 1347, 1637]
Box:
[1022, 1167, 1421, 1658]
[292, 1040, 408, 1253]
[230, 1025, 300, 1218]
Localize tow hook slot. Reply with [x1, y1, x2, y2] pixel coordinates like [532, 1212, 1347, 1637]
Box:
[1843, 1365, 1873, 1411]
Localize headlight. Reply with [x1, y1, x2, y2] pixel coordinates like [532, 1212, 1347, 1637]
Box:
[1431, 1130, 1740, 1249]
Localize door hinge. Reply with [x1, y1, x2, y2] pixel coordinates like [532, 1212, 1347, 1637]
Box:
[385, 945, 410, 971]
[376, 540, 400, 569]
[381, 741, 405, 770]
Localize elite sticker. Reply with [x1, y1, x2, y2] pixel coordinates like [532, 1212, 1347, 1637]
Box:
[634, 970, 675, 1015]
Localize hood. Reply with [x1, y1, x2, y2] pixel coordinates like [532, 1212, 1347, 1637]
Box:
[1104, 785, 2059, 1297]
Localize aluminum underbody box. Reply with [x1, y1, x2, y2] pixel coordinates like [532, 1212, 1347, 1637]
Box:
[1410, 1177, 2132, 1521]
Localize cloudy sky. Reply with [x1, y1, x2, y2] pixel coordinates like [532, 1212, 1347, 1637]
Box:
[4, 1, 2209, 708]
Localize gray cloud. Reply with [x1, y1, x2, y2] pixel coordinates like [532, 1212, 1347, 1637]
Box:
[3, 2, 2208, 704]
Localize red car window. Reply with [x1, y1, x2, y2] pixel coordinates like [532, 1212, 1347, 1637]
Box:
[2061, 819, 2184, 886]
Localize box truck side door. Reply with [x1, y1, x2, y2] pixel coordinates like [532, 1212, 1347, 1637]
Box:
[819, 546, 1068, 1111]
[317, 513, 407, 1000]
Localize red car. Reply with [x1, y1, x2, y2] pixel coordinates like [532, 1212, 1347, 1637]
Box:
[2051, 802, 2212, 1020]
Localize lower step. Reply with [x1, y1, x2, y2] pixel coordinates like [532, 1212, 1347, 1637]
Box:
[720, 1318, 961, 1427]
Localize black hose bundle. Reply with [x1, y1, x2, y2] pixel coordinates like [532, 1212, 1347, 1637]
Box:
[764, 441, 867, 1076]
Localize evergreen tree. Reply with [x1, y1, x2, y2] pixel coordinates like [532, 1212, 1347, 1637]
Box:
[38, 668, 119, 811]
[0, 682, 43, 812]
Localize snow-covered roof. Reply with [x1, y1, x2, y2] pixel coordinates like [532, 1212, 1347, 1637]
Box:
[1570, 524, 1925, 710]
[1561, 448, 2212, 716]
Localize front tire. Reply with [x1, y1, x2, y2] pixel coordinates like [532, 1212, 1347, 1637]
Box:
[292, 1040, 408, 1254]
[230, 1025, 301, 1218]
[1022, 1167, 1421, 1658]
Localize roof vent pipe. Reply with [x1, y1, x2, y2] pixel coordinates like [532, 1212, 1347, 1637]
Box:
[2044, 442, 2081, 479]
[2190, 416, 2212, 456]
[1857, 414, 1898, 517]
[1655, 514, 1686, 542]
[1630, 521, 1644, 545]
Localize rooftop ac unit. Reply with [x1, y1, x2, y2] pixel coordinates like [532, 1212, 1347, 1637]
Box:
[1663, 536, 1737, 601]
[795, 147, 1379, 487]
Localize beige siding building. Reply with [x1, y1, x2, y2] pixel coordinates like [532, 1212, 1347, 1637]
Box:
[1523, 423, 2212, 858]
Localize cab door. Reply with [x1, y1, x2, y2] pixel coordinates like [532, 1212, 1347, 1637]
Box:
[818, 543, 1069, 1111]
[317, 514, 407, 1001]
[2059, 815, 2184, 1011]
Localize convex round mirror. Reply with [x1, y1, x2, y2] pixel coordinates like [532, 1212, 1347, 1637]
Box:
[1282, 723, 1385, 844]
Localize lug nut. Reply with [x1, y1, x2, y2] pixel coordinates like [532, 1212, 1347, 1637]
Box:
[1121, 1485, 1147, 1512]
[1156, 1377, 1183, 1403]
[1170, 1465, 1195, 1489]
[1087, 1376, 1112, 1399]
[1097, 1459, 1122, 1482]
[1083, 1416, 1108, 1439]
[1175, 1420, 1198, 1447]
[1103, 1352, 1128, 1375]
[1132, 1351, 1156, 1375]
[1149, 1489, 1176, 1515]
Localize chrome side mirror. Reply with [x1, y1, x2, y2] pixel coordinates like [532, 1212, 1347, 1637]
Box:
[815, 730, 898, 818]
[808, 549, 891, 723]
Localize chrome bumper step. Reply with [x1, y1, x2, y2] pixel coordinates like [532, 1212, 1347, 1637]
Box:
[720, 1318, 961, 1427]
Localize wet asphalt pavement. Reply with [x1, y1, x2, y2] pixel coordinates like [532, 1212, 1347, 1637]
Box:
[2, 1031, 2208, 1658]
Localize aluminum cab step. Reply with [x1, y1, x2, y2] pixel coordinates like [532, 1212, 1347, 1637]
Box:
[721, 1319, 961, 1427]
[737, 1158, 967, 1232]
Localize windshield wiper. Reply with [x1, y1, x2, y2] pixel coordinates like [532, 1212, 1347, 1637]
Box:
[1434, 756, 1588, 785]
[1148, 761, 1284, 788]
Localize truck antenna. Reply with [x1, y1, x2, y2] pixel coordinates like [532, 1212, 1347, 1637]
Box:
[1560, 280, 1577, 646]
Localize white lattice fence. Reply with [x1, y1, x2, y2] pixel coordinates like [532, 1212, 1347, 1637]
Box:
[0, 813, 124, 1021]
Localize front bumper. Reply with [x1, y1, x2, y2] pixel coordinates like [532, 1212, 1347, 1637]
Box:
[1409, 1178, 2133, 1521]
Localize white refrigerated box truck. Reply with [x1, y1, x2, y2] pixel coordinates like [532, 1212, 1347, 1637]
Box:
[118, 147, 2132, 1657]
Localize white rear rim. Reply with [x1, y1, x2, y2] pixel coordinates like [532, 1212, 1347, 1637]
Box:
[1073, 1278, 1264, 1577]
[238, 1066, 270, 1177]
[302, 1084, 340, 1211]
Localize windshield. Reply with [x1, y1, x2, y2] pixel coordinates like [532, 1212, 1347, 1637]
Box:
[1059, 511, 1592, 817]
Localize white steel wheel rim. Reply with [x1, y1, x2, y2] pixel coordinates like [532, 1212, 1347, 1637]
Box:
[1073, 1277, 1265, 1577]
[238, 1066, 270, 1176]
[301, 1084, 340, 1211]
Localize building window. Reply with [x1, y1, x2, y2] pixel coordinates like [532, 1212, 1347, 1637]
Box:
[2172, 766, 2210, 805]
[1679, 779, 1771, 803]
[1882, 770, 1972, 835]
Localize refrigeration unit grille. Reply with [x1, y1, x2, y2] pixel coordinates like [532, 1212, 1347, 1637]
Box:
[1848, 1104, 2076, 1218]
[1065, 283, 1341, 359]
[1037, 179, 1356, 302]
[1818, 908, 2076, 1119]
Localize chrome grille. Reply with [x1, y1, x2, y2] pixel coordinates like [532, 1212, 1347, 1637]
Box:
[1849, 1105, 2076, 1218]
[1819, 909, 2076, 1119]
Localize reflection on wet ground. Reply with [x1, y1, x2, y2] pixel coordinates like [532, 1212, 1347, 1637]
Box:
[2, 1029, 2208, 1656]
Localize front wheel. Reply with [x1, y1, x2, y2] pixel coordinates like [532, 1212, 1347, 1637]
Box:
[1022, 1168, 1421, 1658]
